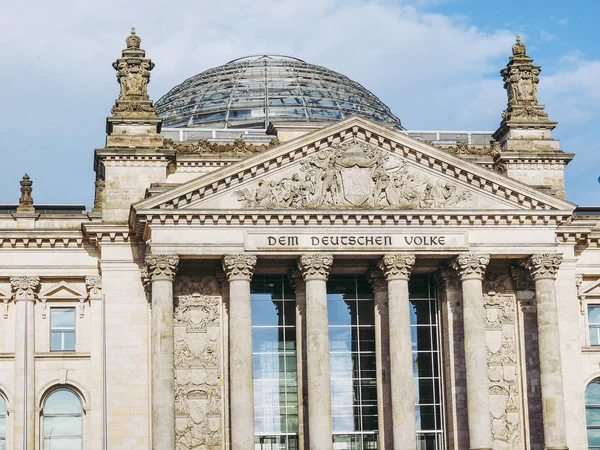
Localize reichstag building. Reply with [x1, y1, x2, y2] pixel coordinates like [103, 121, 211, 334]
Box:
[0, 29, 599, 450]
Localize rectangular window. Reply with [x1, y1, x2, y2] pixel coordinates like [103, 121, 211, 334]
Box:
[50, 308, 76, 352]
[590, 305, 600, 346]
[410, 275, 444, 450]
[251, 275, 298, 450]
[328, 275, 378, 450]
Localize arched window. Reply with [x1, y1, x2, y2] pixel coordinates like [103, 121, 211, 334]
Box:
[586, 379, 600, 449]
[0, 394, 6, 450]
[42, 388, 82, 450]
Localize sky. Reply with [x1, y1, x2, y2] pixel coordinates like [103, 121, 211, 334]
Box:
[0, 0, 598, 206]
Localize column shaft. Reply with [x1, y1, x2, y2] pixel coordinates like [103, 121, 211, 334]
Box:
[368, 270, 392, 449]
[229, 278, 255, 449]
[299, 254, 333, 450]
[151, 279, 176, 449]
[379, 255, 417, 450]
[11, 277, 38, 450]
[223, 254, 257, 450]
[524, 254, 568, 450]
[290, 268, 308, 450]
[452, 254, 492, 450]
[146, 254, 179, 450]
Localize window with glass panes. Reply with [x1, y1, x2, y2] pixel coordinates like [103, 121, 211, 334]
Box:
[0, 394, 6, 450]
[589, 306, 600, 346]
[50, 308, 76, 351]
[43, 388, 83, 450]
[587, 379, 600, 449]
[410, 275, 445, 450]
[251, 275, 299, 450]
[328, 275, 378, 450]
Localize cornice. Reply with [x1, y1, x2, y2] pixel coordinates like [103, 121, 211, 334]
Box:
[135, 209, 572, 239]
[82, 223, 138, 247]
[131, 118, 575, 225]
[0, 231, 87, 249]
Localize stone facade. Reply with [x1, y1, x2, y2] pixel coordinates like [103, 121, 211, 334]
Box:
[0, 31, 599, 450]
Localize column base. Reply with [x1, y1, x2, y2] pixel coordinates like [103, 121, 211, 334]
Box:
[544, 447, 568, 450]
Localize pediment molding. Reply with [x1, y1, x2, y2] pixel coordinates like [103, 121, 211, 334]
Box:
[132, 118, 574, 219]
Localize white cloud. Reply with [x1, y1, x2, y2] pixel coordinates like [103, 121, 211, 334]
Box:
[0, 0, 597, 205]
[540, 30, 555, 41]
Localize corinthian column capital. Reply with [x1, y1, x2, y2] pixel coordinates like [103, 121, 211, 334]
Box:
[298, 254, 333, 281]
[522, 253, 563, 281]
[288, 267, 306, 294]
[378, 254, 416, 281]
[145, 254, 179, 281]
[366, 268, 387, 292]
[451, 253, 490, 281]
[10, 276, 40, 300]
[222, 254, 257, 281]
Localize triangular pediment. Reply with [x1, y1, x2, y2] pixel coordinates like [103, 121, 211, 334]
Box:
[133, 118, 575, 217]
[38, 281, 86, 300]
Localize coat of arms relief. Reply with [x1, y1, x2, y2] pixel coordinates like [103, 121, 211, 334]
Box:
[174, 276, 222, 450]
[235, 138, 472, 209]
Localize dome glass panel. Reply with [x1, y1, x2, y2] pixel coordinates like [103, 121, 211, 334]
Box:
[156, 55, 403, 130]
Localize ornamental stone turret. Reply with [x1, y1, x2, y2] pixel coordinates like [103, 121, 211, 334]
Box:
[492, 36, 574, 198]
[17, 174, 34, 212]
[105, 27, 164, 148]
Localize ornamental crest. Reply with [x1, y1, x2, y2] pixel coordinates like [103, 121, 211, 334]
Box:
[235, 138, 471, 209]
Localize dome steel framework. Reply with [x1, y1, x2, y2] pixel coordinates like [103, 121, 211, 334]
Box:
[156, 55, 403, 130]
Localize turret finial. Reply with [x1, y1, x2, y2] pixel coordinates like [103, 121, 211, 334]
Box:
[17, 174, 34, 212]
[512, 34, 527, 56]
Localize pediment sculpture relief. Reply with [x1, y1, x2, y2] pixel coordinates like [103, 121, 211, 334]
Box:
[235, 139, 472, 209]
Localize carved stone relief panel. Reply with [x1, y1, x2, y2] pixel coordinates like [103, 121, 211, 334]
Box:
[174, 276, 222, 450]
[235, 138, 473, 209]
[484, 274, 524, 450]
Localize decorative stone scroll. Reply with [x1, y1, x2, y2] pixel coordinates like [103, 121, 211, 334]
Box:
[522, 253, 562, 280]
[10, 276, 40, 299]
[298, 254, 334, 280]
[164, 138, 280, 155]
[484, 274, 523, 449]
[222, 254, 257, 281]
[145, 254, 180, 281]
[174, 276, 223, 450]
[85, 276, 102, 298]
[451, 254, 490, 281]
[377, 254, 416, 280]
[235, 138, 472, 209]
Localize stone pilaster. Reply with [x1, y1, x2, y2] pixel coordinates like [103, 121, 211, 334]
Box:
[289, 267, 308, 450]
[86, 276, 105, 449]
[366, 268, 393, 450]
[10, 276, 39, 450]
[216, 266, 231, 450]
[522, 254, 568, 450]
[222, 254, 257, 450]
[298, 254, 334, 450]
[378, 254, 417, 450]
[146, 254, 179, 450]
[451, 253, 492, 450]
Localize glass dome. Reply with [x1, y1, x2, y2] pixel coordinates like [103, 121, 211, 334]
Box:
[156, 55, 403, 130]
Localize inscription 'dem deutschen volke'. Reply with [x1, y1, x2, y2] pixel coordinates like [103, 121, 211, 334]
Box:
[245, 232, 468, 251]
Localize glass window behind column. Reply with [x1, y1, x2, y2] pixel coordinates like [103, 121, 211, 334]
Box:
[589, 306, 600, 346]
[251, 275, 298, 450]
[410, 275, 444, 450]
[586, 379, 600, 449]
[50, 308, 76, 352]
[328, 275, 378, 450]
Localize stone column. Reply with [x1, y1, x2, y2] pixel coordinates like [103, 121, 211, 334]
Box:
[523, 254, 568, 450]
[10, 276, 39, 450]
[298, 254, 334, 450]
[145, 254, 179, 450]
[366, 268, 393, 450]
[216, 267, 232, 450]
[451, 254, 492, 450]
[290, 268, 308, 450]
[378, 254, 417, 450]
[222, 254, 257, 450]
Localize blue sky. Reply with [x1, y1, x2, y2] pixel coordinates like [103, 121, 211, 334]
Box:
[0, 0, 598, 206]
